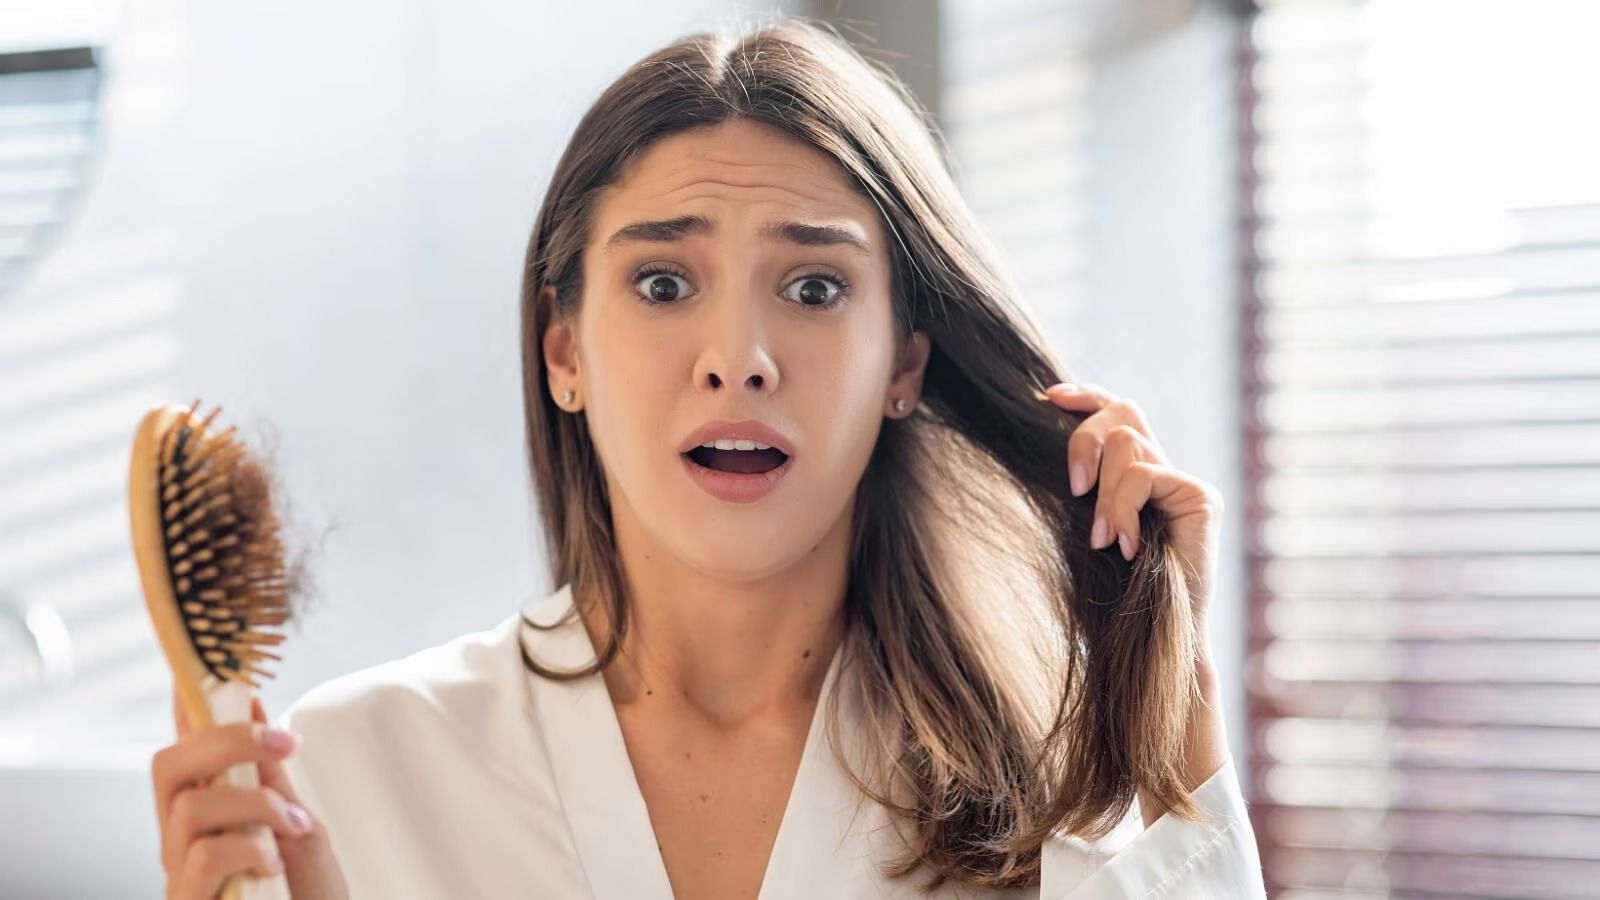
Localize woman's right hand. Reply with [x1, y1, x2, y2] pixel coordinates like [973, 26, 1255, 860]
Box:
[152, 689, 349, 899]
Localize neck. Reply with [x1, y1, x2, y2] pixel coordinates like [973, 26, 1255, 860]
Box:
[578, 496, 853, 731]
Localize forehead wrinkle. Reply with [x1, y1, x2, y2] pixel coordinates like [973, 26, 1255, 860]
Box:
[598, 171, 882, 249]
[598, 211, 874, 258]
[658, 175, 862, 211]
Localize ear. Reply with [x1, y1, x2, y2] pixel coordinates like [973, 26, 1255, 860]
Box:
[541, 285, 583, 410]
[887, 330, 931, 418]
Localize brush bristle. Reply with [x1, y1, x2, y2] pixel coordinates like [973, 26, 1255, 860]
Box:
[156, 399, 291, 687]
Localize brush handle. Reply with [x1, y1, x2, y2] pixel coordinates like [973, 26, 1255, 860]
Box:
[205, 676, 294, 900]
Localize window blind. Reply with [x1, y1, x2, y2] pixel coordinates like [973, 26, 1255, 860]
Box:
[0, 44, 100, 300]
[0, 32, 182, 765]
[1242, 1, 1600, 897]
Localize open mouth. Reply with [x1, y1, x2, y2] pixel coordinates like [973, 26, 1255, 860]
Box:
[683, 445, 790, 475]
[681, 441, 793, 474]
[679, 434, 795, 503]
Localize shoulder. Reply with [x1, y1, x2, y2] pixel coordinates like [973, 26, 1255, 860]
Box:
[269, 595, 564, 830]
[265, 587, 586, 896]
[277, 613, 524, 737]
[272, 581, 580, 751]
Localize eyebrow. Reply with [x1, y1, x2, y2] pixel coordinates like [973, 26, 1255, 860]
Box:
[601, 214, 872, 257]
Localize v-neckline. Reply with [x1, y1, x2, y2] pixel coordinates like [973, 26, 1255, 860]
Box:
[522, 583, 847, 900]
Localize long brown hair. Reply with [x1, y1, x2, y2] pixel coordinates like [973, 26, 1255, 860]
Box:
[517, 14, 1210, 890]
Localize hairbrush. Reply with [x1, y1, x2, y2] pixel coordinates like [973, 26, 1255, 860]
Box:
[128, 400, 294, 900]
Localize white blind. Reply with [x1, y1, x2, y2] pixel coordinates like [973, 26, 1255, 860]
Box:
[1243, 1, 1600, 897]
[0, 45, 100, 297]
[0, 32, 182, 766]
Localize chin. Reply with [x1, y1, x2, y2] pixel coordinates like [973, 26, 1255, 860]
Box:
[658, 519, 826, 583]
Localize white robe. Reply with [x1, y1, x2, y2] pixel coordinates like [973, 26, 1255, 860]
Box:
[277, 582, 1267, 898]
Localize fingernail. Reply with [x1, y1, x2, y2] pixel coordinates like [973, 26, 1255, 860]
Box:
[286, 803, 312, 834]
[1119, 532, 1134, 561]
[1051, 382, 1079, 394]
[1091, 515, 1107, 549]
[262, 728, 300, 753]
[1070, 462, 1087, 497]
[265, 853, 285, 875]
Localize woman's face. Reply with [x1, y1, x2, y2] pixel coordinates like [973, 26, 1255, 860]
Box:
[542, 117, 929, 581]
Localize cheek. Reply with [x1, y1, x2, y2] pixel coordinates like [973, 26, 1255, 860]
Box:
[794, 335, 892, 468]
[583, 297, 666, 393]
[833, 319, 896, 404]
[578, 311, 677, 472]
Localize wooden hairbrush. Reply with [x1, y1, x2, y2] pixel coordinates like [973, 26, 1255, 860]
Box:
[128, 400, 294, 900]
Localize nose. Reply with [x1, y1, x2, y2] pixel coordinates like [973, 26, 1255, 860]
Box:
[691, 300, 780, 397]
[695, 351, 779, 396]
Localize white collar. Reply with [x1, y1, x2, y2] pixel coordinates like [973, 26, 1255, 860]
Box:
[516, 582, 915, 899]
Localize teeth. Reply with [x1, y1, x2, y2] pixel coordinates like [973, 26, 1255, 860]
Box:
[698, 439, 776, 451]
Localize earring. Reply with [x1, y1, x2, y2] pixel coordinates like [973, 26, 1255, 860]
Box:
[893, 397, 908, 413]
[560, 389, 574, 405]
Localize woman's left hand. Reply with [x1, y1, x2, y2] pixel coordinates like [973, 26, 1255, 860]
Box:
[1043, 381, 1233, 814]
[1042, 381, 1225, 639]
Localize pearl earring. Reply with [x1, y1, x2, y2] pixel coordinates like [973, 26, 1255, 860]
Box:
[561, 389, 574, 405]
[893, 397, 907, 413]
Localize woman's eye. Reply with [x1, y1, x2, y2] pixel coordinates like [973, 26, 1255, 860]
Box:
[632, 267, 848, 308]
[782, 274, 846, 308]
[634, 270, 693, 304]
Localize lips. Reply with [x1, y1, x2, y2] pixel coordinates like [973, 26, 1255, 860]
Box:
[676, 419, 796, 457]
[680, 451, 794, 503]
[677, 419, 797, 503]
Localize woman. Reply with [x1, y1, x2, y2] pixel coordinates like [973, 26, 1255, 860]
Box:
[151, 16, 1267, 899]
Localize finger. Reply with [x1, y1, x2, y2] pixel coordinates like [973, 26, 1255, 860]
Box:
[1043, 381, 1115, 410]
[247, 701, 336, 889]
[1064, 399, 1123, 499]
[1055, 395, 1168, 499]
[178, 829, 284, 898]
[1107, 460, 1221, 559]
[153, 721, 300, 826]
[252, 735, 302, 797]
[1046, 382, 1164, 443]
[1105, 461, 1156, 560]
[250, 694, 323, 854]
[1067, 421, 1107, 499]
[245, 695, 330, 888]
[1092, 426, 1155, 553]
[1088, 422, 1139, 550]
[164, 785, 308, 875]
[249, 697, 306, 806]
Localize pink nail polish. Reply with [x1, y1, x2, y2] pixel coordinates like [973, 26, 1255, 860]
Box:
[262, 728, 300, 753]
[1091, 515, 1107, 548]
[1119, 532, 1134, 561]
[287, 803, 312, 834]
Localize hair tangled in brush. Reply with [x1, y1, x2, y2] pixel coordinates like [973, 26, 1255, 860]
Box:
[236, 415, 332, 633]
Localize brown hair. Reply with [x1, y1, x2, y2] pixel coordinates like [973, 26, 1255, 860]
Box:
[517, 14, 1209, 890]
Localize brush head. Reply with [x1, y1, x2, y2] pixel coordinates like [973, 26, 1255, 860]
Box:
[129, 399, 291, 689]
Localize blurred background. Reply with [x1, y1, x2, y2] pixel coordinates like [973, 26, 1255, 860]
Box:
[1, 0, 1597, 896]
